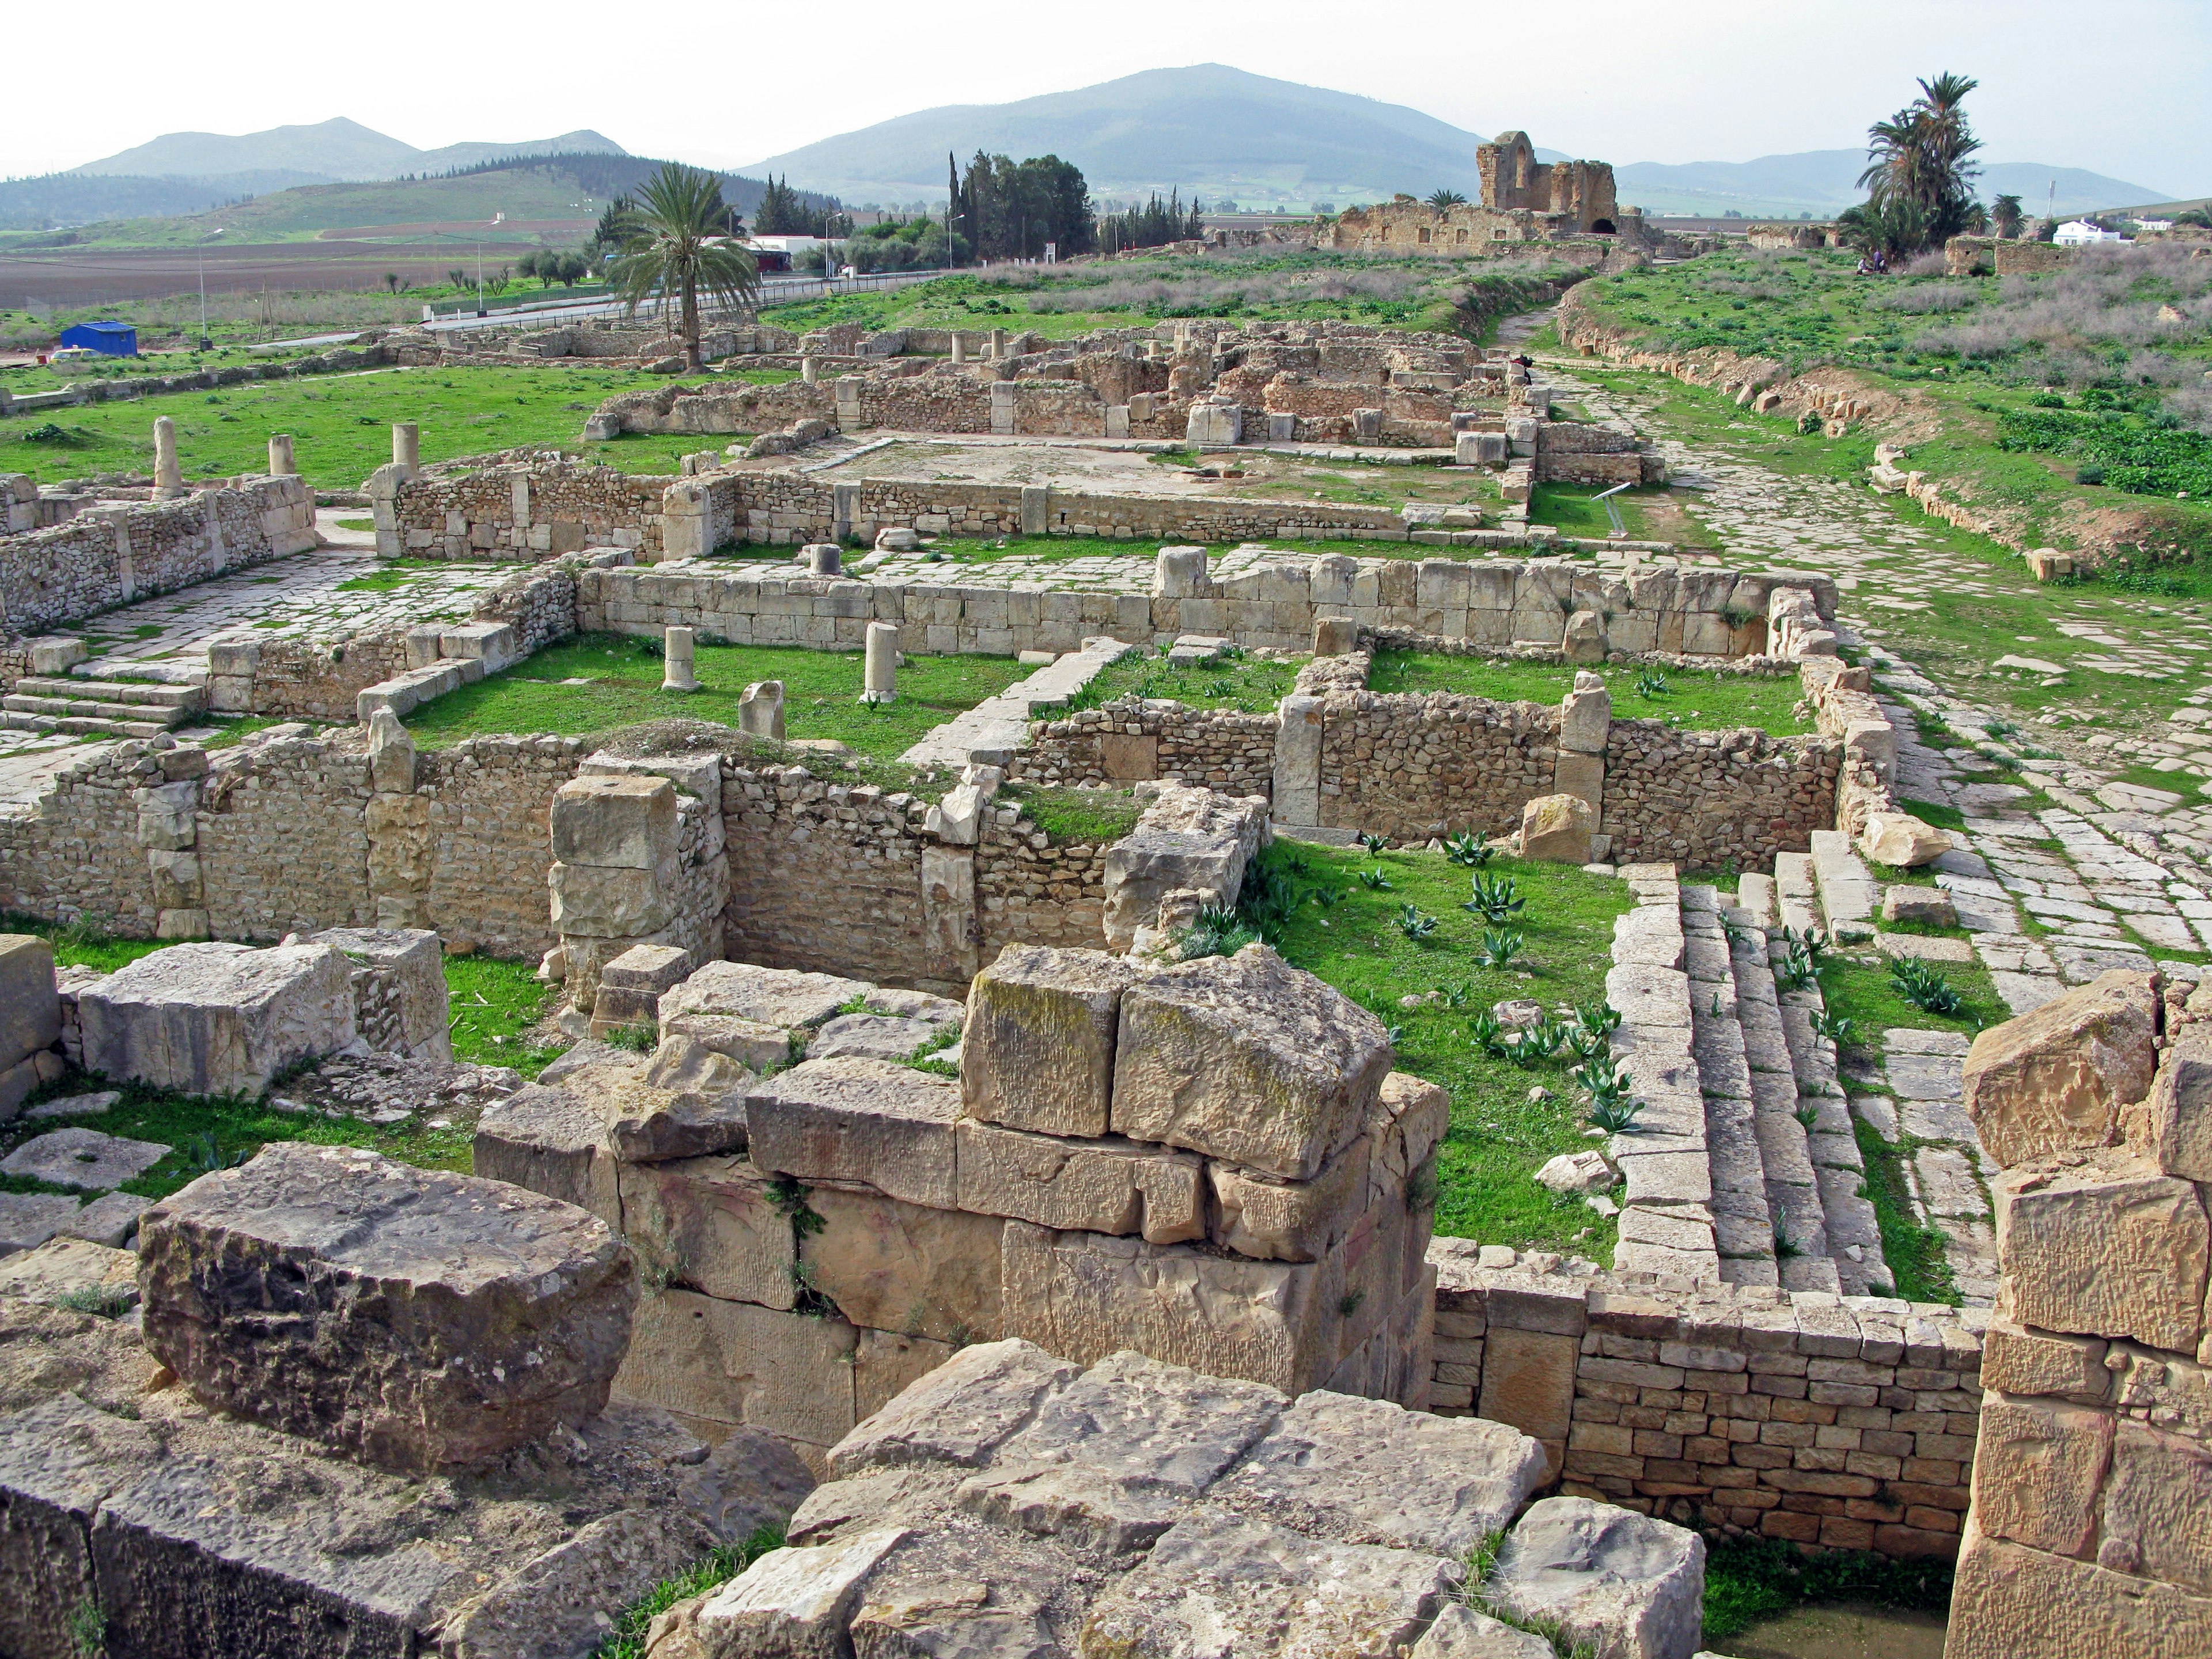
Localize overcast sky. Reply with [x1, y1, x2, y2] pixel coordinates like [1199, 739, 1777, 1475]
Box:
[9, 0, 2203, 192]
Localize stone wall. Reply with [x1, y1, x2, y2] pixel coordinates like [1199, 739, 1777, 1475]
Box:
[1315, 690, 1563, 838]
[372, 459, 669, 561]
[1600, 719, 1841, 872]
[0, 476, 316, 640]
[1429, 1243, 1986, 1558]
[0, 743, 165, 934]
[1010, 698, 1279, 798]
[1945, 972, 2212, 1656]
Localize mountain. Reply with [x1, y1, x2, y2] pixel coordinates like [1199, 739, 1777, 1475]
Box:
[69, 119, 628, 184]
[1612, 150, 2168, 220]
[738, 64, 1556, 209]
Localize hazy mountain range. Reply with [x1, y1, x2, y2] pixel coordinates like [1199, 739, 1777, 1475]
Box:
[69, 118, 629, 185]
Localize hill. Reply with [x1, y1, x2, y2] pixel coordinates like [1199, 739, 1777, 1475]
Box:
[70, 118, 629, 184]
[738, 63, 1551, 209]
[1613, 150, 2166, 221]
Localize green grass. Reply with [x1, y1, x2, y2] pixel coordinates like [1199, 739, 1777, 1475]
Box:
[402, 632, 1031, 757]
[1252, 841, 1633, 1255]
[1368, 653, 1814, 737]
[1078, 647, 1298, 713]
[1529, 483, 1700, 545]
[0, 912, 168, 974]
[1853, 1116, 1964, 1306]
[1815, 949, 2005, 1037]
[444, 953, 563, 1078]
[594, 1527, 785, 1659]
[1897, 798, 1967, 832]
[995, 784, 1144, 846]
[1702, 1534, 1953, 1643]
[0, 365, 732, 490]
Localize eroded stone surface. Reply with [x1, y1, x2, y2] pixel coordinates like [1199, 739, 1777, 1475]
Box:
[1962, 970, 2158, 1167]
[1486, 1497, 1705, 1659]
[77, 941, 357, 1100]
[139, 1142, 637, 1474]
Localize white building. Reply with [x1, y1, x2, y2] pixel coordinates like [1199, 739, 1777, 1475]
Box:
[2054, 219, 2130, 245]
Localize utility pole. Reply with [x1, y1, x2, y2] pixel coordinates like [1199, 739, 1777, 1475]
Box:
[196, 227, 222, 351]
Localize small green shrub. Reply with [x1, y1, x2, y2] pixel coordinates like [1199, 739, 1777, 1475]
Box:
[1477, 928, 1524, 969]
[1891, 957, 1965, 1015]
[1464, 872, 1525, 924]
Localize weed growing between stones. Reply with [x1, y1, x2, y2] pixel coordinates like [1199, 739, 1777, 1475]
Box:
[1889, 957, 1966, 1016]
[592, 1525, 787, 1659]
[1853, 1119, 1964, 1306]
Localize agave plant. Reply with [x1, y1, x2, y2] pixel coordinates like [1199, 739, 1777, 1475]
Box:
[1463, 872, 1525, 924]
[1446, 830, 1495, 868]
[1891, 956, 1964, 1014]
[1357, 866, 1394, 891]
[1588, 1096, 1645, 1134]
[1634, 668, 1670, 699]
[1467, 1009, 1513, 1059]
[1309, 883, 1345, 910]
[1477, 928, 1524, 969]
[1565, 1024, 1609, 1064]
[1396, 904, 1439, 941]
[1357, 831, 1392, 855]
[1574, 999, 1623, 1037]
[1808, 1009, 1859, 1047]
[1512, 1018, 1569, 1066]
[1574, 1055, 1631, 1108]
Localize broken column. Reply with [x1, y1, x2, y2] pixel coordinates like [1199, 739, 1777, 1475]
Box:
[662, 626, 700, 692]
[1553, 671, 1608, 825]
[861, 621, 897, 704]
[267, 433, 297, 476]
[739, 680, 786, 740]
[153, 415, 182, 498]
[802, 353, 820, 385]
[949, 331, 967, 364]
[804, 543, 841, 577]
[139, 1142, 635, 1474]
[548, 774, 680, 1013]
[392, 421, 420, 480]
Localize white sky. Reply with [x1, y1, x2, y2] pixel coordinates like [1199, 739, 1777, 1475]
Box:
[7, 0, 2204, 194]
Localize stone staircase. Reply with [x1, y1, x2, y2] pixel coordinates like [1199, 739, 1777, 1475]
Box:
[900, 637, 1136, 769]
[1, 675, 206, 739]
[1607, 861, 1889, 1296]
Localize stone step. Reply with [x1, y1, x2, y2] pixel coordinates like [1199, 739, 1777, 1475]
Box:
[1808, 829, 1877, 941]
[901, 636, 1138, 769]
[1682, 885, 1777, 1290]
[0, 709, 171, 739]
[3, 693, 192, 730]
[16, 676, 205, 710]
[1725, 903, 1842, 1297]
[1768, 929, 1888, 1296]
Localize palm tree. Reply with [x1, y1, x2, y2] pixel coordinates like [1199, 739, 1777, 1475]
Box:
[1855, 73, 1983, 257]
[1426, 188, 1469, 211]
[1991, 194, 2025, 240]
[608, 163, 762, 370]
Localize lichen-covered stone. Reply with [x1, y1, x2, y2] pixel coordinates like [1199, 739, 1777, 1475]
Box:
[1963, 971, 2159, 1168]
[963, 945, 1137, 1138]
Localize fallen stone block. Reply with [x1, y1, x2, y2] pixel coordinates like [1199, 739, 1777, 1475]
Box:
[1486, 1496, 1705, 1659]
[54, 1190, 148, 1249]
[963, 944, 1137, 1138]
[302, 926, 450, 1063]
[139, 1142, 636, 1474]
[1963, 969, 2158, 1166]
[474, 1081, 620, 1227]
[660, 1011, 793, 1072]
[1211, 1388, 1548, 1556]
[1111, 944, 1391, 1180]
[0, 933, 59, 1074]
[440, 1508, 719, 1659]
[0, 1235, 139, 1312]
[744, 1057, 960, 1210]
[0, 1191, 84, 1256]
[1860, 811, 1952, 869]
[806, 1012, 942, 1063]
[828, 1338, 1077, 1477]
[1521, 793, 1594, 864]
[0, 1127, 168, 1193]
[694, 1527, 910, 1657]
[77, 941, 357, 1099]
[1081, 1508, 1453, 1659]
[660, 960, 873, 1032]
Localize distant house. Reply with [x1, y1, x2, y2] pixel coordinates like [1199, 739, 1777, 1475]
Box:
[57, 320, 137, 357]
[2054, 219, 2129, 246]
[2135, 218, 2176, 232]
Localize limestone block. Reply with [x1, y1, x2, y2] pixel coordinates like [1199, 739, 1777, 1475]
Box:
[1415, 1604, 1556, 1659]
[1111, 944, 1391, 1181]
[1559, 681, 1611, 755]
[618, 1153, 793, 1309]
[954, 1118, 1202, 1243]
[1081, 1509, 1452, 1658]
[366, 709, 415, 795]
[1479, 1327, 1581, 1472]
[1995, 1153, 2210, 1352]
[474, 1081, 620, 1228]
[1963, 969, 2158, 1167]
[662, 1012, 799, 1072]
[0, 1235, 139, 1311]
[1000, 1220, 1332, 1396]
[2101, 1418, 2212, 1593]
[1945, 1514, 2212, 1659]
[305, 926, 449, 1062]
[1521, 793, 1594, 864]
[2139, 1024, 2212, 1182]
[1980, 1317, 2107, 1400]
[1210, 1137, 1370, 1263]
[550, 774, 677, 870]
[802, 1186, 1003, 1345]
[1860, 811, 1952, 868]
[853, 1330, 957, 1423]
[1212, 1388, 1547, 1556]
[828, 1337, 1077, 1477]
[0, 933, 59, 1071]
[1553, 751, 1604, 818]
[77, 941, 355, 1100]
[1486, 1497, 1705, 1659]
[139, 1143, 635, 1474]
[617, 1289, 858, 1449]
[601, 942, 693, 999]
[1563, 609, 1607, 663]
[962, 944, 1137, 1139]
[661, 961, 873, 1031]
[1, 1128, 166, 1192]
[1971, 1394, 2115, 1556]
[694, 1527, 907, 1654]
[745, 1057, 960, 1210]
[1313, 616, 1358, 657]
[549, 860, 676, 938]
[806, 1013, 941, 1063]
[592, 1039, 751, 1161]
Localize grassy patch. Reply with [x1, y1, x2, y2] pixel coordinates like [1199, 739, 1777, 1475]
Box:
[997, 784, 1143, 846]
[1816, 949, 2005, 1037]
[1254, 841, 1632, 1255]
[0, 912, 167, 974]
[1369, 653, 1814, 738]
[1702, 1533, 1953, 1643]
[1897, 798, 1967, 832]
[0, 364, 748, 491]
[1854, 1117, 1963, 1306]
[444, 953, 563, 1078]
[1078, 648, 1298, 714]
[402, 632, 1029, 758]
